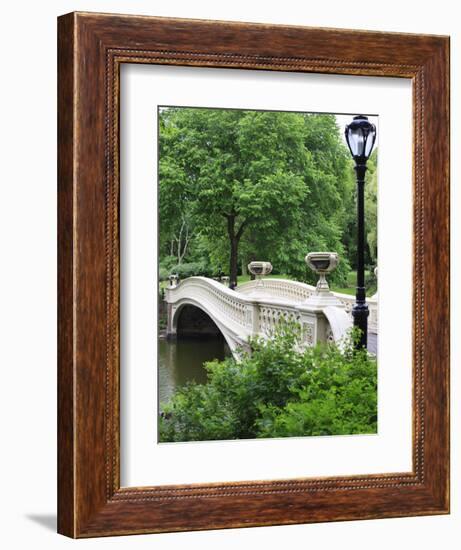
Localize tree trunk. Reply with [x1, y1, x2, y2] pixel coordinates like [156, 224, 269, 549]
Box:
[250, 254, 256, 280]
[229, 236, 238, 289]
[227, 214, 238, 289]
[226, 215, 247, 290]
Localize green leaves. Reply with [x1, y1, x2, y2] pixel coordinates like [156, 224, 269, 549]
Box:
[158, 107, 358, 283]
[159, 325, 377, 442]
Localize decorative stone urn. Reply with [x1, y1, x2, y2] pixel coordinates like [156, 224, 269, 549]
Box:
[305, 252, 339, 292]
[248, 261, 273, 277]
[247, 261, 273, 293]
[168, 273, 179, 288]
[304, 252, 342, 308]
[221, 275, 230, 286]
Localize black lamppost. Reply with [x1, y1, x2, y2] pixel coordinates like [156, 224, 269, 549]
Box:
[345, 115, 376, 349]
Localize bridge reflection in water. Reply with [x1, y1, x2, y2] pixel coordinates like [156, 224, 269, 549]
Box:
[159, 302, 233, 405]
[158, 336, 230, 405]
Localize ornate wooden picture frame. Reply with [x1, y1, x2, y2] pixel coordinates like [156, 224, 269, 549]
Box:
[58, 12, 450, 538]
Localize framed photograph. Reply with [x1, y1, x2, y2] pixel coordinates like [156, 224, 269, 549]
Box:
[58, 12, 450, 537]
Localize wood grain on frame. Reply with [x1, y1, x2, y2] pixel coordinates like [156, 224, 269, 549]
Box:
[57, 12, 450, 538]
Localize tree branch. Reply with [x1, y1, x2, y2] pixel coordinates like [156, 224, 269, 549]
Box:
[236, 219, 248, 240]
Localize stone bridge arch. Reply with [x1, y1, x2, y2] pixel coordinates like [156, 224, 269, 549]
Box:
[168, 298, 247, 357]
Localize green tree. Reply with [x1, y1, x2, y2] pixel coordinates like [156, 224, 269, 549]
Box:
[342, 149, 378, 271]
[158, 110, 194, 265]
[159, 108, 354, 286]
[365, 150, 378, 264]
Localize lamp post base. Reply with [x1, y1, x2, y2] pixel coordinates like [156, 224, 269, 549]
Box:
[352, 303, 369, 349]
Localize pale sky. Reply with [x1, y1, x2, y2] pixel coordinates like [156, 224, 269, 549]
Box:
[159, 107, 378, 148]
[335, 114, 379, 148]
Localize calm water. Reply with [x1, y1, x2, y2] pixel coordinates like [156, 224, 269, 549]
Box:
[158, 337, 230, 406]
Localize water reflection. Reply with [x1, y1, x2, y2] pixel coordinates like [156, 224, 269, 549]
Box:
[158, 336, 230, 406]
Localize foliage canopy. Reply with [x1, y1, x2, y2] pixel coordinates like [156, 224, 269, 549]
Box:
[159, 107, 368, 286]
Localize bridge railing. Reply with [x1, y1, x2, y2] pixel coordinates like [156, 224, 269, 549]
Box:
[164, 276, 377, 353]
[165, 277, 321, 349]
[165, 277, 255, 334]
[237, 278, 378, 334]
[237, 278, 316, 302]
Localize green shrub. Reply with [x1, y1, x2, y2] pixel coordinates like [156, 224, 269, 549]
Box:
[159, 266, 170, 281]
[159, 256, 178, 281]
[172, 261, 213, 279]
[365, 268, 377, 296]
[159, 325, 377, 442]
[159, 261, 213, 282]
[159, 255, 178, 270]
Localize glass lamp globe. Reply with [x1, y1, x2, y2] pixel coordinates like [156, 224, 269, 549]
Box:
[345, 115, 377, 162]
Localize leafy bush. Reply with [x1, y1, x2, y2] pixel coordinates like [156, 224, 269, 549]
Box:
[365, 268, 377, 296]
[159, 267, 170, 281]
[159, 256, 178, 281]
[172, 261, 213, 279]
[159, 325, 377, 442]
[159, 260, 214, 281]
[159, 255, 178, 270]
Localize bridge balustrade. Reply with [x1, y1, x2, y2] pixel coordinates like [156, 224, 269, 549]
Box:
[164, 276, 378, 356]
[238, 279, 378, 335]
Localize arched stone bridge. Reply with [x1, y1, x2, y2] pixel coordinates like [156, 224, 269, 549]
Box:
[165, 277, 378, 356]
